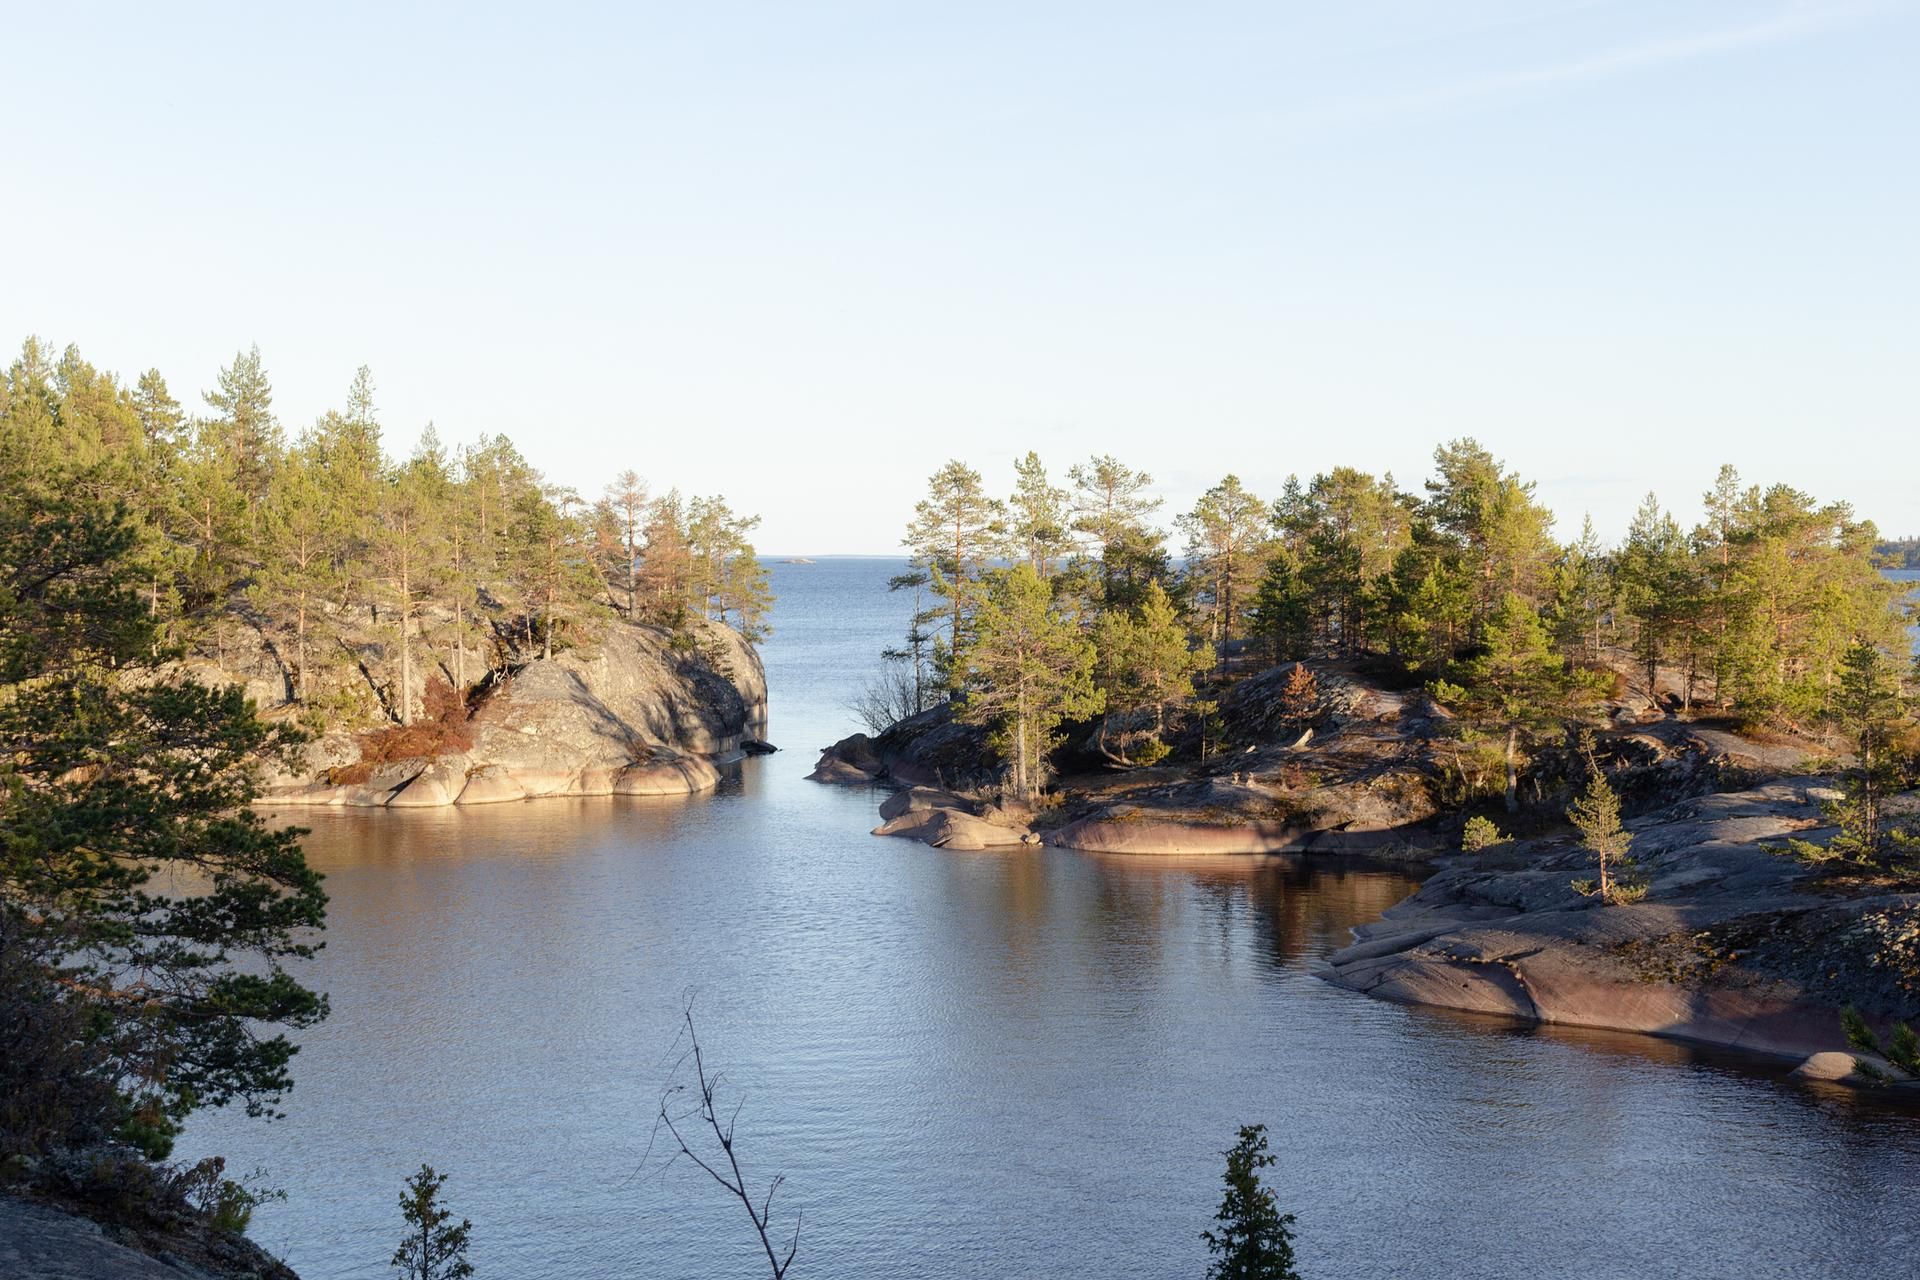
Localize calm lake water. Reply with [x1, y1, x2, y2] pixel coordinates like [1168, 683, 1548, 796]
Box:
[183, 559, 1920, 1280]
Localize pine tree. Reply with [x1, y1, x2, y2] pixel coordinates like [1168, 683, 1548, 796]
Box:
[1789, 640, 1916, 866]
[1284, 467, 1416, 653]
[309, 370, 387, 622]
[1067, 454, 1165, 610]
[1548, 515, 1613, 663]
[884, 568, 941, 715]
[375, 442, 450, 722]
[1003, 451, 1073, 576]
[1423, 439, 1557, 635]
[202, 345, 281, 507]
[638, 488, 694, 626]
[955, 564, 1104, 800]
[903, 460, 1004, 655]
[1201, 1125, 1300, 1280]
[688, 494, 772, 640]
[0, 451, 326, 1160]
[603, 469, 650, 616]
[253, 442, 346, 703]
[1092, 580, 1211, 763]
[1694, 463, 1747, 696]
[1178, 474, 1270, 655]
[1567, 740, 1635, 903]
[132, 367, 187, 453]
[438, 455, 488, 697]
[1247, 555, 1312, 665]
[391, 1166, 474, 1280]
[1383, 532, 1475, 674]
[170, 417, 254, 628]
[508, 483, 595, 661]
[1433, 593, 1607, 812]
[1615, 493, 1693, 708]
[1709, 483, 1901, 723]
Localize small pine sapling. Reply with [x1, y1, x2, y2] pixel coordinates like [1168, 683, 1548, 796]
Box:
[392, 1165, 474, 1280]
[1201, 1124, 1301, 1280]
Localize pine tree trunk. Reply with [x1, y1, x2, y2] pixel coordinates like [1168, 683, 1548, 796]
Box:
[297, 594, 308, 704]
[398, 556, 412, 726]
[1016, 680, 1030, 801]
[1504, 726, 1519, 813]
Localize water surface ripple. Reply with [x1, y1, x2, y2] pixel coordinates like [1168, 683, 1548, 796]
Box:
[183, 559, 1920, 1280]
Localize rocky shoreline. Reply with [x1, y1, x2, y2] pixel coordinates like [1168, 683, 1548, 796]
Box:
[1320, 780, 1919, 1082]
[255, 620, 771, 810]
[812, 661, 1919, 1087]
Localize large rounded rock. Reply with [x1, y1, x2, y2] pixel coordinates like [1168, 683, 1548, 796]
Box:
[1790, 1051, 1861, 1082]
[388, 755, 473, 808]
[808, 734, 882, 784]
[456, 767, 527, 805]
[873, 806, 1032, 851]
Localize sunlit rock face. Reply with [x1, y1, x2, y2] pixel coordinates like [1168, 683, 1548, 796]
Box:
[258, 618, 767, 808]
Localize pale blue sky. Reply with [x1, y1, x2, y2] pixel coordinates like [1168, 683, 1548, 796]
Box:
[4, 1, 1915, 551]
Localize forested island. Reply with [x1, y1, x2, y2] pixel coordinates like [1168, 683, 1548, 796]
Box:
[1, 335, 787, 1274]
[1, 338, 775, 806]
[817, 446, 1920, 1075]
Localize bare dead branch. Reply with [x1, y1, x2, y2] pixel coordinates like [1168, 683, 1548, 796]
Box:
[640, 998, 801, 1280]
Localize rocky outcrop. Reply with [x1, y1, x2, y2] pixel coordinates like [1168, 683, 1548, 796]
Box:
[807, 704, 998, 791]
[0, 1194, 296, 1280]
[257, 620, 766, 809]
[1042, 667, 1448, 855]
[806, 732, 883, 784]
[815, 656, 1825, 859]
[1322, 781, 1920, 1066]
[867, 786, 1041, 851]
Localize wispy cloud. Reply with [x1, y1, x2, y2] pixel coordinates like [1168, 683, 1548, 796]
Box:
[1282, 0, 1903, 137]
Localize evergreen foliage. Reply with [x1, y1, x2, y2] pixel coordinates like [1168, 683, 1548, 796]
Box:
[392, 1165, 474, 1280]
[1201, 1124, 1301, 1280]
[1067, 453, 1166, 612]
[1461, 815, 1503, 853]
[1783, 640, 1918, 869]
[1091, 581, 1212, 763]
[1178, 474, 1271, 654]
[1567, 740, 1640, 903]
[1432, 594, 1609, 812]
[1841, 1008, 1920, 1082]
[0, 449, 327, 1160]
[0, 338, 771, 729]
[880, 436, 1910, 805]
[954, 565, 1103, 799]
[903, 459, 1005, 666]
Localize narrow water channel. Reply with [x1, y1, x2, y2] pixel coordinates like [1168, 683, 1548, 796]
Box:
[183, 559, 1920, 1280]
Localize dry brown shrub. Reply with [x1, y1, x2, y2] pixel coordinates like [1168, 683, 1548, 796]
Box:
[335, 678, 475, 782]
